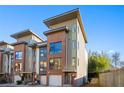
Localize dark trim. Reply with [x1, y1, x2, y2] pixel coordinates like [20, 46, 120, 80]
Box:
[43, 26, 69, 36]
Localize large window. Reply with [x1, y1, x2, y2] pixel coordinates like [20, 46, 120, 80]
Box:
[49, 58, 62, 70]
[15, 63, 22, 72]
[40, 62, 47, 75]
[50, 42, 62, 55]
[15, 51, 22, 60]
[40, 47, 47, 57]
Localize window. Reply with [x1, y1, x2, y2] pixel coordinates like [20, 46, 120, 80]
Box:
[15, 51, 22, 60]
[40, 61, 47, 75]
[49, 58, 62, 70]
[78, 42, 79, 49]
[71, 24, 77, 32]
[40, 47, 47, 57]
[72, 57, 76, 67]
[78, 26, 79, 33]
[40, 49, 44, 57]
[15, 63, 22, 72]
[50, 42, 62, 55]
[72, 40, 76, 49]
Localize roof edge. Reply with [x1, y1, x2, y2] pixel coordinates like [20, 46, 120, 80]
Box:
[0, 41, 10, 46]
[43, 8, 79, 24]
[43, 8, 87, 43]
[43, 26, 69, 36]
[11, 29, 44, 42]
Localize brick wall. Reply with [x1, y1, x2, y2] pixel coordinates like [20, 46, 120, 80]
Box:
[14, 43, 26, 73]
[47, 31, 67, 75]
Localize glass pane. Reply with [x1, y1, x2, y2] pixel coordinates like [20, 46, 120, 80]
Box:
[50, 42, 62, 54]
[15, 51, 22, 59]
[40, 61, 47, 75]
[49, 58, 62, 70]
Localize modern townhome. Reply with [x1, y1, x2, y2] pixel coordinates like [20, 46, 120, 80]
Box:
[10, 30, 43, 83]
[0, 8, 88, 87]
[43, 8, 88, 86]
[0, 41, 14, 83]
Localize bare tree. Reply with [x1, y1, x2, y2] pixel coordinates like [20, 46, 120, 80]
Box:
[112, 52, 120, 68]
[119, 61, 124, 68]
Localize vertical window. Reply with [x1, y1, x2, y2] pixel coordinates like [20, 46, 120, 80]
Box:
[40, 47, 47, 57]
[40, 49, 44, 56]
[50, 42, 62, 54]
[15, 51, 22, 60]
[15, 63, 22, 72]
[72, 57, 76, 67]
[71, 24, 77, 32]
[49, 58, 62, 70]
[72, 40, 76, 49]
[40, 62, 47, 75]
[78, 26, 79, 33]
[78, 42, 79, 49]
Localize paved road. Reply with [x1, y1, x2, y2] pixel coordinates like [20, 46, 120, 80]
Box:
[0, 83, 45, 87]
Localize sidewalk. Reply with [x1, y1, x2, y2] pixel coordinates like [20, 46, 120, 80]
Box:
[0, 83, 45, 87]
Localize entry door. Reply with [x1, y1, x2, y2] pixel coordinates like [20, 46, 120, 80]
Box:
[64, 73, 72, 84]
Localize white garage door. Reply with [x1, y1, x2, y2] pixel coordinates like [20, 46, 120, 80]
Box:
[49, 75, 62, 86]
[40, 76, 47, 85]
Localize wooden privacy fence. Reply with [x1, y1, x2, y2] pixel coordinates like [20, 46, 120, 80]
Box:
[99, 68, 124, 87]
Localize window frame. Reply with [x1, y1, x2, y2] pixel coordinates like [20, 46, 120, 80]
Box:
[72, 40, 77, 49]
[14, 63, 22, 72]
[15, 51, 22, 60]
[49, 41, 62, 55]
[72, 57, 76, 67]
[40, 61, 47, 75]
[49, 58, 62, 70]
[40, 47, 47, 57]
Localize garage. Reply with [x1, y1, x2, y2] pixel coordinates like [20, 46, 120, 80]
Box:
[49, 75, 62, 86]
[40, 76, 47, 85]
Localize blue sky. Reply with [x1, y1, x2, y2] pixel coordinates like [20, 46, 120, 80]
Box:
[0, 5, 123, 60]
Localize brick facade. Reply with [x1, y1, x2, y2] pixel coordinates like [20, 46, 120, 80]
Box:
[13, 43, 26, 74]
[46, 30, 67, 86]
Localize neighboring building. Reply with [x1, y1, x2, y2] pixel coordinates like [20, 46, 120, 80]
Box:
[43, 8, 88, 86]
[11, 30, 43, 83]
[37, 41, 47, 85]
[0, 41, 14, 82]
[0, 8, 88, 86]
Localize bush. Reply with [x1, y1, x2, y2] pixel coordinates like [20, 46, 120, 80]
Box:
[16, 80, 23, 85]
[88, 51, 111, 74]
[0, 79, 7, 84]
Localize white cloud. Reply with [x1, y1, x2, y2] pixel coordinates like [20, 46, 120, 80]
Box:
[107, 50, 115, 55]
